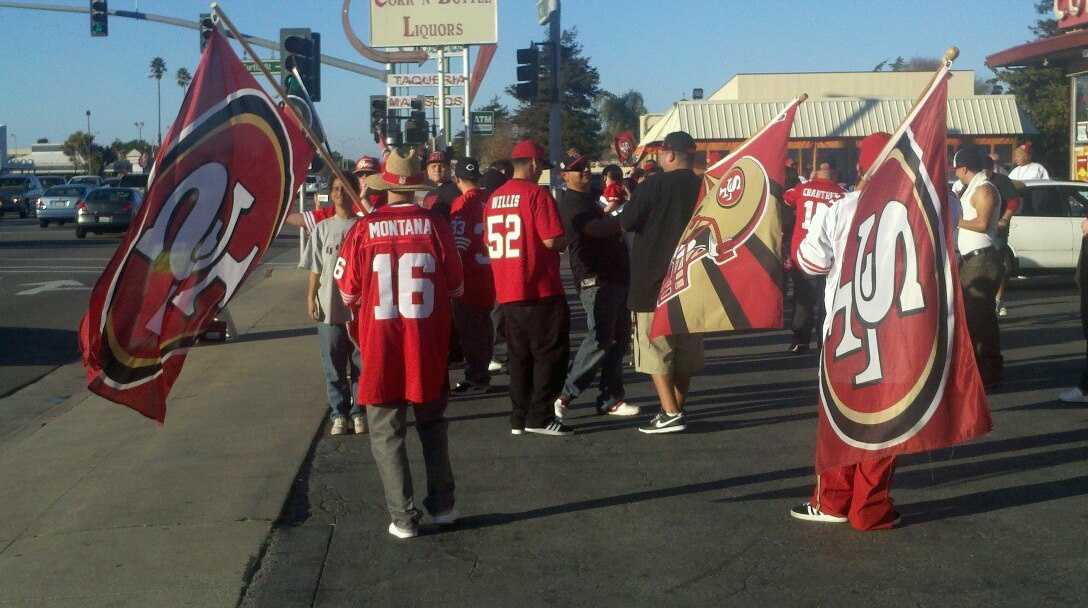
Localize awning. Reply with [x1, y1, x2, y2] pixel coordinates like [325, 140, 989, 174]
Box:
[986, 29, 1088, 69]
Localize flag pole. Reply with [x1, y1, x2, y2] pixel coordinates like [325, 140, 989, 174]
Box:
[209, 3, 369, 214]
[860, 46, 959, 183]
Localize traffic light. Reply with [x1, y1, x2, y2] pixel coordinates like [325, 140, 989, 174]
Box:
[370, 95, 387, 144]
[403, 96, 429, 145]
[199, 13, 214, 53]
[280, 28, 321, 102]
[89, 0, 108, 37]
[514, 46, 539, 101]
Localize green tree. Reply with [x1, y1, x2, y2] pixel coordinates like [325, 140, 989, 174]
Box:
[995, 0, 1067, 176]
[35, 137, 48, 144]
[149, 57, 167, 147]
[597, 89, 647, 155]
[176, 67, 192, 91]
[63, 131, 116, 175]
[506, 28, 604, 157]
[450, 96, 513, 164]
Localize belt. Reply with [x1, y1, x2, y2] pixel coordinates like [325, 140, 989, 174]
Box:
[959, 245, 997, 264]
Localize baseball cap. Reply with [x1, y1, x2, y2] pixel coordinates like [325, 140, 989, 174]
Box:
[858, 132, 892, 174]
[661, 131, 696, 152]
[426, 151, 448, 165]
[559, 153, 589, 172]
[510, 139, 552, 167]
[352, 155, 380, 175]
[455, 156, 482, 180]
[952, 145, 986, 172]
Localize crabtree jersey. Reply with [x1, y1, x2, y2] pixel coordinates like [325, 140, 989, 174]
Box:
[483, 178, 565, 304]
[450, 187, 495, 308]
[335, 203, 463, 405]
[783, 178, 845, 266]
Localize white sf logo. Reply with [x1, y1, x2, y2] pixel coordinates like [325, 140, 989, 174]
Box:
[719, 173, 742, 202]
[828, 201, 925, 386]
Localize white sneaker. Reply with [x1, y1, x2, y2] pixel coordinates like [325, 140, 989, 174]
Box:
[553, 396, 570, 419]
[387, 522, 418, 539]
[524, 418, 574, 436]
[997, 306, 1008, 318]
[330, 417, 348, 436]
[597, 399, 640, 417]
[488, 360, 506, 373]
[352, 414, 367, 435]
[510, 428, 523, 436]
[1059, 387, 1088, 403]
[432, 508, 460, 526]
[789, 503, 848, 523]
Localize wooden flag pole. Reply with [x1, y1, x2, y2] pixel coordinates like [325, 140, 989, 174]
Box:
[209, 3, 369, 214]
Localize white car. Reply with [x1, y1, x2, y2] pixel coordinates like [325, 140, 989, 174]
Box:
[1007, 180, 1088, 273]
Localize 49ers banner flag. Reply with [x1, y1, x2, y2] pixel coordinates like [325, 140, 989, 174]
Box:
[815, 67, 991, 473]
[650, 96, 803, 337]
[78, 30, 313, 422]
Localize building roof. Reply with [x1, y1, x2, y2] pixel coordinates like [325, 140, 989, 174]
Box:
[986, 28, 1088, 69]
[638, 96, 1036, 150]
[710, 70, 976, 101]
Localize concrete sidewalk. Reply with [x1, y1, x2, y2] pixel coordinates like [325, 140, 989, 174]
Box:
[0, 266, 325, 607]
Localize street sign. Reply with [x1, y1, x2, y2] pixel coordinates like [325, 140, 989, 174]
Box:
[538, 0, 557, 24]
[243, 59, 281, 75]
[388, 95, 465, 108]
[471, 111, 495, 135]
[387, 73, 468, 87]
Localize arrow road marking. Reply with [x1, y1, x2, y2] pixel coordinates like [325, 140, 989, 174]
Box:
[16, 280, 91, 296]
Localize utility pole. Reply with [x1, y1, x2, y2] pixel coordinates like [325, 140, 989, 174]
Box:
[86, 109, 91, 134]
[548, 0, 561, 189]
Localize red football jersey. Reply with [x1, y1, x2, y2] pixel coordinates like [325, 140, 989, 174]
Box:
[782, 178, 845, 265]
[601, 182, 625, 209]
[335, 203, 464, 405]
[450, 187, 496, 308]
[483, 178, 565, 304]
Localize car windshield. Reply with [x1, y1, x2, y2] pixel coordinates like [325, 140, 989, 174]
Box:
[45, 186, 86, 197]
[88, 189, 135, 203]
[0, 177, 29, 188]
[118, 175, 148, 187]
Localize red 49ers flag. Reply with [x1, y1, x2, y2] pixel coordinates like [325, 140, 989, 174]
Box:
[651, 96, 804, 337]
[78, 30, 314, 422]
[815, 65, 991, 473]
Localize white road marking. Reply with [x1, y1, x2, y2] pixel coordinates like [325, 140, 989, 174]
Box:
[16, 280, 91, 295]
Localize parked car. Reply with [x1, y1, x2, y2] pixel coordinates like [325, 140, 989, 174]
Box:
[36, 184, 94, 227]
[38, 176, 67, 189]
[68, 175, 103, 187]
[0, 174, 45, 218]
[75, 187, 143, 238]
[117, 173, 149, 193]
[1007, 180, 1088, 273]
[102, 177, 122, 187]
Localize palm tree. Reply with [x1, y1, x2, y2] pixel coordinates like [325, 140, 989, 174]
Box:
[176, 67, 192, 91]
[149, 57, 167, 147]
[597, 90, 647, 139]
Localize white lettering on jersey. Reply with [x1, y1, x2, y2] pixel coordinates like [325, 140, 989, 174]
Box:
[368, 217, 434, 239]
[490, 194, 521, 209]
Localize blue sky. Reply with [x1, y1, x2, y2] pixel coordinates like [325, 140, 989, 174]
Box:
[1, 0, 1045, 159]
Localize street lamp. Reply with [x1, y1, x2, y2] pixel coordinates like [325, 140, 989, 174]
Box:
[86, 110, 91, 134]
[134, 121, 144, 141]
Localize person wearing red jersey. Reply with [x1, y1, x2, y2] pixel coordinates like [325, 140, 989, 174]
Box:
[420, 150, 460, 220]
[783, 160, 845, 353]
[335, 148, 464, 540]
[448, 157, 495, 395]
[485, 140, 571, 436]
[285, 155, 387, 231]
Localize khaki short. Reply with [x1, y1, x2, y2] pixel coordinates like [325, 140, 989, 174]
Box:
[631, 311, 704, 376]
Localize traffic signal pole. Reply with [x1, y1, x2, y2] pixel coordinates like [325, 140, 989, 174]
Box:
[548, 0, 562, 189]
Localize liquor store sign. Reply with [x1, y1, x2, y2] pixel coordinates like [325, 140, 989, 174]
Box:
[370, 0, 498, 48]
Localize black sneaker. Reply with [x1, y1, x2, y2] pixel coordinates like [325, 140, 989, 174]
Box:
[451, 381, 489, 396]
[787, 343, 810, 354]
[638, 411, 686, 434]
[524, 418, 574, 436]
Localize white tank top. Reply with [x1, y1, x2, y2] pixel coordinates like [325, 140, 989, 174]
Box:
[956, 171, 1000, 255]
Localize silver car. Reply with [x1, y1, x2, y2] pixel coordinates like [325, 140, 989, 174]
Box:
[36, 184, 94, 227]
[75, 187, 143, 239]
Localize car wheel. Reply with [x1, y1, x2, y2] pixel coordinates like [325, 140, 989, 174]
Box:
[75, 228, 87, 239]
[39, 220, 48, 228]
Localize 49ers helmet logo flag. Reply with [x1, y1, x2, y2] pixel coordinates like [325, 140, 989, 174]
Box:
[79, 30, 314, 422]
[815, 67, 990, 473]
[650, 96, 804, 338]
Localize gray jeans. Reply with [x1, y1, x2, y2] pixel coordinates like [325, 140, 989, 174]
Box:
[366, 400, 455, 528]
[563, 282, 629, 406]
[317, 323, 360, 421]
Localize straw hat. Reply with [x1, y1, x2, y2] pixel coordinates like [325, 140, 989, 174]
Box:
[364, 148, 434, 193]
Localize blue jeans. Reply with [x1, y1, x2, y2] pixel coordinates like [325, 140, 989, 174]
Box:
[318, 323, 361, 420]
[563, 282, 629, 406]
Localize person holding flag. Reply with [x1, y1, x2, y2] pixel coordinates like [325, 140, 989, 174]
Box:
[335, 147, 464, 539]
[792, 51, 991, 530]
[284, 155, 385, 231]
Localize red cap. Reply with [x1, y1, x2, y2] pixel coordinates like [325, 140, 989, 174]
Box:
[510, 139, 548, 161]
[352, 155, 380, 175]
[426, 151, 447, 165]
[858, 132, 892, 174]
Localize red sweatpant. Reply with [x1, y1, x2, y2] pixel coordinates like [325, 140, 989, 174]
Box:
[812, 456, 898, 531]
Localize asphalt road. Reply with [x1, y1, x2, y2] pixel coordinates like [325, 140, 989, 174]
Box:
[241, 273, 1088, 607]
[0, 216, 307, 400]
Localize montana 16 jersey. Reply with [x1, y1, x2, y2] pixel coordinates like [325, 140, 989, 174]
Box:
[336, 203, 463, 405]
[483, 178, 565, 304]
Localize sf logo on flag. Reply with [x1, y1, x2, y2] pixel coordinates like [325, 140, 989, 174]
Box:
[716, 168, 744, 208]
[820, 149, 954, 449]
